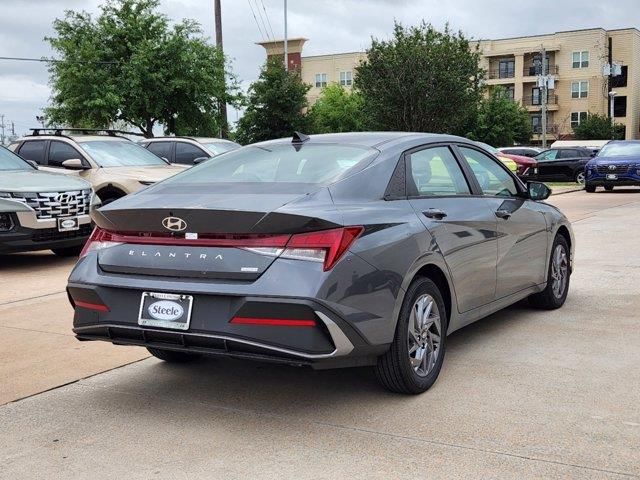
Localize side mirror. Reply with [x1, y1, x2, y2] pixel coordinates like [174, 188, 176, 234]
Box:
[62, 158, 87, 170]
[193, 156, 213, 165]
[527, 181, 551, 201]
[26, 160, 39, 169]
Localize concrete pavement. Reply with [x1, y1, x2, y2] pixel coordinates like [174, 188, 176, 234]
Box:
[1, 189, 639, 479]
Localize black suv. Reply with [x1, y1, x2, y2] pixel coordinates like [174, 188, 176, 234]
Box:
[523, 147, 596, 184]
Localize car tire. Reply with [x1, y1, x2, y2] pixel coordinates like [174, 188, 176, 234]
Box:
[147, 347, 201, 363]
[604, 185, 614, 192]
[585, 184, 596, 193]
[375, 277, 447, 394]
[528, 235, 570, 310]
[574, 171, 585, 185]
[51, 245, 83, 257]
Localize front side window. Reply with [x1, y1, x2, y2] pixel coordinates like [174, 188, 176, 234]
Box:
[161, 144, 377, 188]
[78, 140, 168, 167]
[0, 146, 32, 171]
[175, 142, 207, 165]
[407, 146, 470, 197]
[17, 140, 47, 165]
[535, 149, 558, 161]
[460, 147, 518, 197]
[48, 141, 83, 168]
[571, 111, 588, 128]
[339, 71, 352, 86]
[572, 51, 589, 68]
[571, 81, 588, 98]
[315, 73, 327, 88]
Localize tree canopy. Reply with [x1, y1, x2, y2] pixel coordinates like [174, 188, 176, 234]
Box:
[308, 84, 367, 134]
[573, 113, 625, 140]
[46, 0, 240, 137]
[355, 22, 484, 135]
[235, 57, 310, 144]
[470, 87, 532, 147]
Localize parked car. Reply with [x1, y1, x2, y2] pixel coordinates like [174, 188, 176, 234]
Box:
[476, 142, 536, 176]
[140, 137, 241, 165]
[585, 140, 640, 192]
[68, 132, 574, 394]
[497, 146, 542, 158]
[0, 145, 96, 256]
[523, 147, 596, 184]
[10, 129, 184, 204]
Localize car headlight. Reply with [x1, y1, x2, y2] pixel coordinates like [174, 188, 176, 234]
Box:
[0, 213, 13, 231]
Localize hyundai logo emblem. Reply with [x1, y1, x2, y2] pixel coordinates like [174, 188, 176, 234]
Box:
[56, 193, 73, 204]
[608, 165, 617, 170]
[162, 216, 187, 232]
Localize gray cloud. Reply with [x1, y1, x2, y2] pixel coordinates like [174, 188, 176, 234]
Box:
[1, 0, 639, 136]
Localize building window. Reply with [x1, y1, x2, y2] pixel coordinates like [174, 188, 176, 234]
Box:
[531, 114, 542, 133]
[571, 81, 588, 99]
[531, 87, 548, 105]
[613, 96, 627, 117]
[504, 85, 515, 101]
[572, 51, 589, 68]
[339, 71, 352, 86]
[499, 59, 515, 78]
[315, 73, 327, 88]
[611, 65, 628, 88]
[571, 112, 588, 128]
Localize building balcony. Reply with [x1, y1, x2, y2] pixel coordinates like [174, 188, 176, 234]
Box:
[523, 65, 559, 77]
[523, 94, 559, 110]
[487, 69, 515, 80]
[532, 124, 559, 135]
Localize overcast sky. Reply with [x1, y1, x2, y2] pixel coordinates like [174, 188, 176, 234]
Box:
[1, 0, 639, 138]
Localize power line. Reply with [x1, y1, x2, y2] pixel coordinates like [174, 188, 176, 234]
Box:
[253, 0, 271, 41]
[259, 0, 276, 41]
[247, 0, 266, 40]
[0, 56, 117, 65]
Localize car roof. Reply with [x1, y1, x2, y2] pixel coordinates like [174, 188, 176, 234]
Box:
[252, 132, 472, 149]
[19, 134, 130, 143]
[142, 137, 238, 144]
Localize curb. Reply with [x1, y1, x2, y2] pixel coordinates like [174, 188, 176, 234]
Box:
[551, 187, 584, 196]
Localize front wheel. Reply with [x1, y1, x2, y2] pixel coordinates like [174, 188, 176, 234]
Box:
[375, 277, 447, 394]
[529, 235, 570, 310]
[604, 185, 614, 192]
[585, 184, 596, 193]
[575, 171, 586, 185]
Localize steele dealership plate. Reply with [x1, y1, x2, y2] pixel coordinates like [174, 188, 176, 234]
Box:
[58, 217, 79, 232]
[606, 174, 618, 180]
[138, 292, 193, 331]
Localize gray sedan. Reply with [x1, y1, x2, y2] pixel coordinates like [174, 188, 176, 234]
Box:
[68, 132, 573, 394]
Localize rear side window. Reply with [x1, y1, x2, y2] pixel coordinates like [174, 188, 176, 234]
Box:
[460, 147, 518, 197]
[175, 142, 207, 165]
[558, 149, 577, 159]
[18, 141, 47, 165]
[147, 142, 173, 161]
[407, 146, 470, 196]
[48, 141, 83, 167]
[162, 144, 377, 187]
[536, 150, 558, 161]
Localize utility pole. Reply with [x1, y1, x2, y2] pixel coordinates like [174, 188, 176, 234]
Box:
[0, 115, 5, 145]
[609, 91, 617, 139]
[283, 0, 288, 71]
[539, 45, 548, 149]
[214, 0, 229, 138]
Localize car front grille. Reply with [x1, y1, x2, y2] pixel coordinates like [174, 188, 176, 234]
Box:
[8, 189, 91, 220]
[596, 164, 632, 174]
[32, 224, 92, 243]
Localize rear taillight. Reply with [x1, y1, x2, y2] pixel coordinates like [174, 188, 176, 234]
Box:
[283, 227, 363, 271]
[80, 226, 363, 270]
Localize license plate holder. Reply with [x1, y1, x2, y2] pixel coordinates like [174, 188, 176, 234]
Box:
[138, 292, 193, 331]
[58, 217, 79, 232]
[606, 174, 618, 180]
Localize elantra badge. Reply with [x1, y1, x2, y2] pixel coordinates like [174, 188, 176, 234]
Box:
[162, 216, 187, 232]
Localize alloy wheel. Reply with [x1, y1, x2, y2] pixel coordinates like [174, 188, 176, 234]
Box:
[408, 294, 441, 377]
[576, 172, 585, 185]
[550, 244, 568, 299]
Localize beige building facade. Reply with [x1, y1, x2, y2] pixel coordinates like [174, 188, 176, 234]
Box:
[259, 28, 640, 141]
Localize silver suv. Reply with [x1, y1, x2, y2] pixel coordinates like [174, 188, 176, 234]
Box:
[140, 137, 240, 165]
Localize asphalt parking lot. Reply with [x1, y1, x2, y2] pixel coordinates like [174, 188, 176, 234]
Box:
[1, 189, 639, 479]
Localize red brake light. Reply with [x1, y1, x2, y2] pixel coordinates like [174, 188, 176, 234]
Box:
[230, 317, 316, 327]
[285, 226, 364, 271]
[73, 300, 110, 312]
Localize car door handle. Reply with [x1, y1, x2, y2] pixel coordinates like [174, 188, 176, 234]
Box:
[495, 209, 512, 220]
[423, 208, 448, 220]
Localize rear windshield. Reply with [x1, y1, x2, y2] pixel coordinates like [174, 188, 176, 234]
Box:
[79, 140, 169, 167]
[161, 144, 377, 186]
[597, 143, 640, 157]
[0, 146, 32, 171]
[201, 141, 241, 156]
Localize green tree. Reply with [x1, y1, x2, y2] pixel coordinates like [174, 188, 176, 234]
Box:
[573, 113, 625, 140]
[308, 84, 367, 133]
[46, 0, 240, 137]
[355, 21, 484, 134]
[470, 87, 532, 146]
[235, 57, 310, 144]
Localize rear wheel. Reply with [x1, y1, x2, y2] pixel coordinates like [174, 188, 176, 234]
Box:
[147, 347, 201, 363]
[585, 184, 596, 193]
[375, 277, 447, 394]
[51, 245, 83, 257]
[529, 235, 570, 310]
[604, 185, 614, 192]
[575, 170, 586, 185]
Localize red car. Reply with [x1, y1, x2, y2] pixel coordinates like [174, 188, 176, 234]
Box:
[476, 142, 537, 177]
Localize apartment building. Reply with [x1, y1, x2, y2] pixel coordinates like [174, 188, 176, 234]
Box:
[259, 28, 640, 141]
